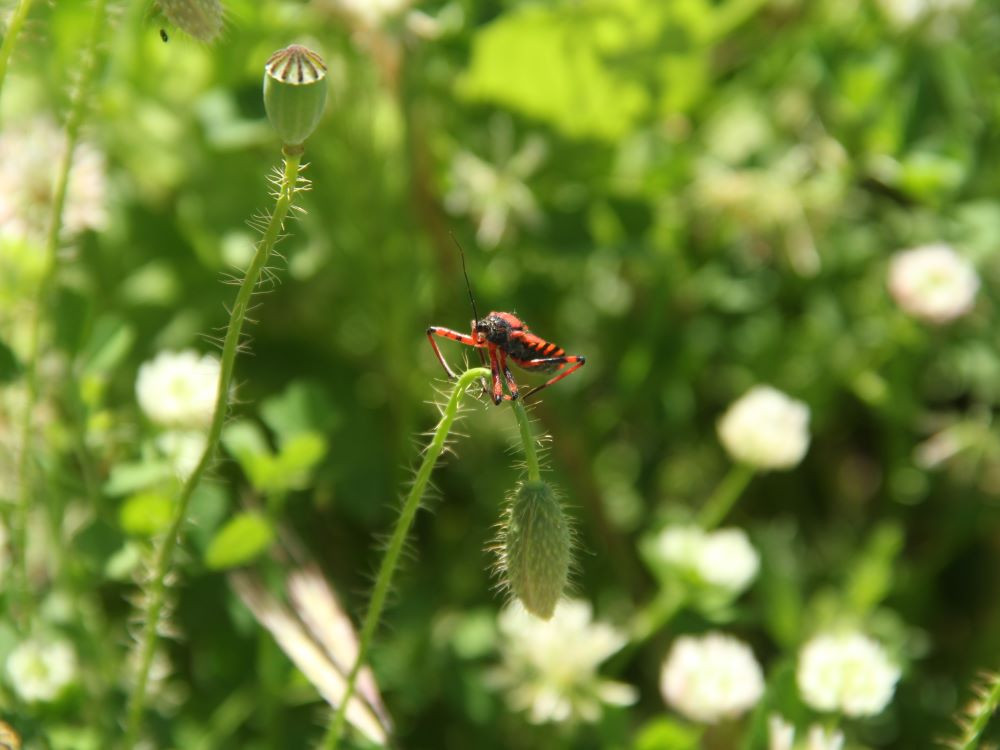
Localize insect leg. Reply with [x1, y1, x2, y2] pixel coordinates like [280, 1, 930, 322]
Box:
[499, 350, 520, 401]
[488, 345, 504, 405]
[426, 327, 477, 380]
[519, 355, 586, 402]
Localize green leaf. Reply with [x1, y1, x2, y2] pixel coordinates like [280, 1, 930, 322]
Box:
[103, 460, 174, 496]
[204, 512, 275, 570]
[119, 492, 175, 536]
[633, 717, 701, 750]
[460, 5, 650, 140]
[79, 316, 135, 377]
[260, 380, 337, 443]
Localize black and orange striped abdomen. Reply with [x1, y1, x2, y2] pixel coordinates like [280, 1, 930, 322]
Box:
[508, 331, 566, 371]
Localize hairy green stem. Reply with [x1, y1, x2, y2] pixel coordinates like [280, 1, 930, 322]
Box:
[321, 366, 491, 750]
[697, 463, 755, 529]
[510, 399, 541, 481]
[952, 672, 1000, 750]
[0, 0, 36, 103]
[123, 150, 304, 748]
[11, 0, 108, 629]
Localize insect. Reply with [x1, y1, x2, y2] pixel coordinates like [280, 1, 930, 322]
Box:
[159, 28, 169, 42]
[426, 241, 585, 405]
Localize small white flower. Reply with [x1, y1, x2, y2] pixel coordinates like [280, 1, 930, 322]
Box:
[718, 386, 811, 470]
[660, 632, 764, 723]
[878, 0, 971, 27]
[493, 599, 636, 724]
[445, 130, 546, 249]
[888, 243, 979, 324]
[156, 430, 207, 480]
[6, 637, 78, 703]
[323, 0, 412, 28]
[768, 714, 795, 750]
[136, 350, 221, 429]
[797, 631, 900, 717]
[806, 725, 845, 750]
[769, 715, 844, 750]
[0, 117, 107, 244]
[655, 525, 759, 594]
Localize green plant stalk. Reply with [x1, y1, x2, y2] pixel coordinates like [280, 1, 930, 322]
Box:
[0, 0, 36, 103]
[510, 399, 541, 481]
[123, 149, 304, 748]
[10, 0, 108, 628]
[952, 672, 1000, 750]
[697, 462, 755, 529]
[321, 366, 491, 750]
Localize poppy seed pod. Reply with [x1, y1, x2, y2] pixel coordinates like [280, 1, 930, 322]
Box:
[263, 45, 328, 148]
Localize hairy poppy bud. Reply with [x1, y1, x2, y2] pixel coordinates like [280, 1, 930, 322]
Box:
[263, 45, 328, 148]
[159, 0, 223, 42]
[499, 480, 571, 620]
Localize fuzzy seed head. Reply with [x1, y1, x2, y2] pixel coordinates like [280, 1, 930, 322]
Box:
[500, 480, 571, 620]
[263, 45, 329, 147]
[158, 0, 224, 42]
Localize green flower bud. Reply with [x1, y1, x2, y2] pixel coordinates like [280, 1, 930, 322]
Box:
[263, 45, 328, 148]
[498, 480, 571, 620]
[159, 0, 224, 42]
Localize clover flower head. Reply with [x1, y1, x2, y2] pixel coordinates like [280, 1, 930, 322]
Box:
[717, 385, 810, 470]
[136, 350, 221, 429]
[6, 636, 78, 703]
[0, 117, 107, 249]
[660, 631, 764, 723]
[768, 714, 845, 750]
[655, 524, 759, 594]
[493, 599, 636, 724]
[797, 631, 900, 717]
[888, 243, 979, 324]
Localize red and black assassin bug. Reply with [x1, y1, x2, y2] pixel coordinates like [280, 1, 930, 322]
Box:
[426, 241, 586, 405]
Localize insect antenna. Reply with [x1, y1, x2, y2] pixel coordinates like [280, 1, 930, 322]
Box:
[449, 233, 490, 382]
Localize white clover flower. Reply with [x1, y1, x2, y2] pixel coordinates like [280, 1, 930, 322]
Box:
[445, 131, 545, 249]
[806, 725, 845, 750]
[717, 385, 810, 470]
[769, 715, 844, 750]
[768, 714, 795, 750]
[0, 117, 107, 245]
[136, 350, 221, 429]
[888, 243, 979, 324]
[156, 430, 207, 480]
[797, 632, 900, 717]
[493, 599, 636, 724]
[6, 637, 78, 702]
[655, 525, 759, 595]
[660, 632, 764, 723]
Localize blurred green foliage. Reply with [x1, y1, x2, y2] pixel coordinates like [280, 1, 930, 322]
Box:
[2, 0, 1000, 748]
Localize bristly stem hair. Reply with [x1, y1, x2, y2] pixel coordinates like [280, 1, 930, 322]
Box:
[949, 671, 1000, 750]
[123, 148, 305, 748]
[321, 366, 491, 750]
[0, 0, 37, 104]
[11, 0, 109, 630]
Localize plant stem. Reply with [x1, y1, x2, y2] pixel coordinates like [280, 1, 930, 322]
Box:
[123, 149, 304, 748]
[953, 671, 1000, 750]
[320, 366, 491, 750]
[697, 463, 755, 529]
[0, 0, 36, 104]
[11, 0, 108, 630]
[510, 399, 541, 481]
